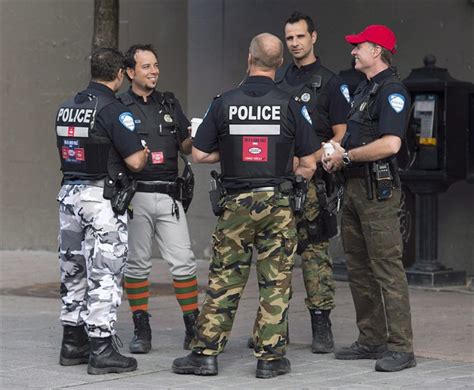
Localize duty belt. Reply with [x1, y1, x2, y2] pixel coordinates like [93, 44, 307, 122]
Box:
[136, 181, 179, 195]
[344, 166, 367, 178]
[62, 179, 104, 187]
[226, 186, 285, 195]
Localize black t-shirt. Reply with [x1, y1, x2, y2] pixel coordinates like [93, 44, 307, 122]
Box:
[193, 76, 319, 188]
[80, 82, 143, 159]
[283, 59, 350, 127]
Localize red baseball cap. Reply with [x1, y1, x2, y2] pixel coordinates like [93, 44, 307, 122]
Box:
[345, 25, 397, 54]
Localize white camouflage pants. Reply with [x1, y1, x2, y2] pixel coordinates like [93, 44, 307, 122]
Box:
[57, 183, 127, 338]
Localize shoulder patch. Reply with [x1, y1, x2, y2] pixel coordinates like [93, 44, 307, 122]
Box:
[301, 105, 312, 125]
[119, 112, 135, 131]
[340, 84, 350, 103]
[388, 93, 406, 113]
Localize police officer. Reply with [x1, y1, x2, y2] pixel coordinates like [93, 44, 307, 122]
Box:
[172, 33, 319, 378]
[56, 48, 149, 374]
[119, 44, 198, 354]
[250, 11, 350, 353]
[323, 25, 416, 372]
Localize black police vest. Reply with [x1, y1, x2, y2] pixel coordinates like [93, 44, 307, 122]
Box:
[276, 63, 334, 140]
[345, 73, 406, 149]
[119, 91, 180, 181]
[219, 87, 294, 180]
[55, 93, 115, 179]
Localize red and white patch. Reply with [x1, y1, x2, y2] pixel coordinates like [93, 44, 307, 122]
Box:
[151, 151, 165, 164]
[61, 146, 85, 161]
[242, 137, 268, 162]
[67, 126, 75, 136]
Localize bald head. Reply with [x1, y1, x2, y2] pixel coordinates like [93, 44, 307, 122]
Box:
[249, 33, 284, 71]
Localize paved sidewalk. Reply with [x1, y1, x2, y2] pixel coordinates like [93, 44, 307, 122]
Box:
[0, 251, 473, 389]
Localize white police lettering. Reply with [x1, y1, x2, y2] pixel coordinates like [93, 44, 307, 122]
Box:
[57, 108, 95, 124]
[388, 93, 405, 113]
[340, 84, 350, 103]
[228, 105, 280, 121]
[119, 112, 135, 131]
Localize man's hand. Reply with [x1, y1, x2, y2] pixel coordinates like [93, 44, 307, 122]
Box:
[322, 140, 345, 173]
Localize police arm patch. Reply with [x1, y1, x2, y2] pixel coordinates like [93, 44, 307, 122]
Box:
[340, 84, 350, 103]
[301, 105, 312, 125]
[388, 94, 406, 113]
[119, 112, 135, 131]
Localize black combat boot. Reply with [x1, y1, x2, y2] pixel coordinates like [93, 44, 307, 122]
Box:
[335, 341, 387, 360]
[309, 309, 334, 353]
[183, 309, 199, 350]
[88, 336, 137, 375]
[256, 357, 291, 379]
[59, 325, 90, 366]
[172, 352, 218, 375]
[375, 351, 417, 372]
[129, 310, 151, 354]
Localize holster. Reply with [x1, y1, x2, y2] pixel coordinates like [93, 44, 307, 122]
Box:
[296, 172, 339, 254]
[104, 173, 137, 216]
[175, 154, 195, 212]
[291, 175, 307, 215]
[209, 170, 226, 216]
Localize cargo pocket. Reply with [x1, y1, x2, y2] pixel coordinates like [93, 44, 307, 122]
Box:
[367, 219, 403, 260]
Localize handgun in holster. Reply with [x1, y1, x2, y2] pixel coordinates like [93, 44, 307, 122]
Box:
[314, 177, 338, 241]
[209, 170, 226, 216]
[110, 172, 137, 215]
[292, 175, 308, 215]
[175, 154, 195, 213]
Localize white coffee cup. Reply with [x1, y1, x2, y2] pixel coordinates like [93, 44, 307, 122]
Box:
[323, 142, 335, 157]
[190, 118, 203, 138]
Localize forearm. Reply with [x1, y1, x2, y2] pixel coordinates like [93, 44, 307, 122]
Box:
[295, 154, 317, 180]
[348, 135, 401, 163]
[192, 146, 220, 164]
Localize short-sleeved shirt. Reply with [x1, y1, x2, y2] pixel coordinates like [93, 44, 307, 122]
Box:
[193, 76, 319, 188]
[79, 82, 143, 160]
[281, 58, 350, 128]
[347, 68, 410, 145]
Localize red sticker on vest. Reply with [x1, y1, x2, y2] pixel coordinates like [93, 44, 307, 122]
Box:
[67, 126, 75, 137]
[242, 137, 268, 162]
[61, 146, 85, 161]
[151, 151, 165, 164]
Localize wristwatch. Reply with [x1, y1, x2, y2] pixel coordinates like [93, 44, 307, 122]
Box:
[342, 152, 351, 166]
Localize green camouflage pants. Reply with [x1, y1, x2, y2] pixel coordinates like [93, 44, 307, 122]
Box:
[192, 191, 297, 360]
[297, 180, 335, 310]
[341, 178, 413, 352]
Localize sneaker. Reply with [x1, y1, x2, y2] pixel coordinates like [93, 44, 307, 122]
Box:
[335, 341, 387, 360]
[375, 351, 417, 372]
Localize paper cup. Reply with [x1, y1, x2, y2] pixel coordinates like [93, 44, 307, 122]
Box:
[323, 143, 335, 157]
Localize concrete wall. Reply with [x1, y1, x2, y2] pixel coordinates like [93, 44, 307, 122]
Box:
[1, 0, 473, 274]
